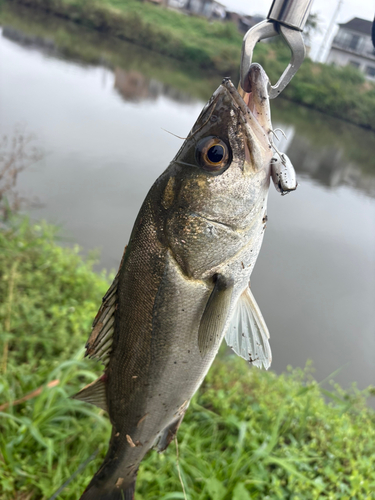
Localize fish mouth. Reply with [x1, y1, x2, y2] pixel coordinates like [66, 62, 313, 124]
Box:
[218, 67, 272, 171]
[240, 63, 270, 117]
[220, 65, 272, 135]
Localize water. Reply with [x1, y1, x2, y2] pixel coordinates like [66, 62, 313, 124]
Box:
[1, 5, 374, 395]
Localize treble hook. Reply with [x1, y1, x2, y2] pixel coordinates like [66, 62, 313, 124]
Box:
[240, 0, 313, 98]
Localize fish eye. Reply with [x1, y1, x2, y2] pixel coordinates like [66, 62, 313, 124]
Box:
[196, 136, 231, 174]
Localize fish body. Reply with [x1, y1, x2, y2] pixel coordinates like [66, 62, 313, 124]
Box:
[76, 64, 278, 499]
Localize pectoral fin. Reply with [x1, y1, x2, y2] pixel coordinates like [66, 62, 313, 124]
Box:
[225, 287, 272, 369]
[198, 274, 234, 357]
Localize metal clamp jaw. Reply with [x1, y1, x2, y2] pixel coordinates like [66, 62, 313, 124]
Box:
[240, 0, 313, 97]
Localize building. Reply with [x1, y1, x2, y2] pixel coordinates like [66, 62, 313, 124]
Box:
[225, 12, 264, 35]
[184, 0, 226, 19]
[326, 17, 375, 80]
[167, 0, 226, 19]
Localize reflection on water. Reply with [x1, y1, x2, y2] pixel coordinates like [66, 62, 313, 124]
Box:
[0, 2, 218, 101]
[2, 24, 57, 53]
[0, 4, 374, 398]
[273, 120, 375, 196]
[2, 23, 199, 105]
[114, 68, 195, 104]
[272, 99, 375, 193]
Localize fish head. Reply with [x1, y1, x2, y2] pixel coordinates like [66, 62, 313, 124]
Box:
[162, 64, 274, 278]
[169, 64, 273, 224]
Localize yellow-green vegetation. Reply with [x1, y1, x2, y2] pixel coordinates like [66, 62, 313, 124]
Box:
[257, 46, 375, 131]
[0, 1, 220, 101]
[6, 0, 246, 73]
[0, 216, 374, 499]
[4, 0, 375, 130]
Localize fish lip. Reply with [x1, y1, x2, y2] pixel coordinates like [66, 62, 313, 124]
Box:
[220, 78, 253, 120]
[220, 70, 272, 133]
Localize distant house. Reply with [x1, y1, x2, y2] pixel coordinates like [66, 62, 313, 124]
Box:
[225, 12, 264, 34]
[184, 0, 226, 19]
[166, 0, 226, 19]
[326, 17, 375, 80]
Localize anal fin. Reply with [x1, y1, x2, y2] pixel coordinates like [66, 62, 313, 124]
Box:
[155, 413, 186, 453]
[72, 375, 108, 411]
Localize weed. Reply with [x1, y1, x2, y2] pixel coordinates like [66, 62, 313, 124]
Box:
[0, 217, 374, 499]
[0, 128, 43, 221]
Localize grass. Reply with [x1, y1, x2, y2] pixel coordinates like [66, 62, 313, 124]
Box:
[0, 215, 374, 499]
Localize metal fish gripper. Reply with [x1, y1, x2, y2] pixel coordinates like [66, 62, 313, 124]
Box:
[240, 0, 313, 98]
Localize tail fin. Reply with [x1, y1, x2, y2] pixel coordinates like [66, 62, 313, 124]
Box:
[80, 477, 136, 500]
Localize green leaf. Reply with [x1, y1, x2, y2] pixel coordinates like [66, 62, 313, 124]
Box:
[232, 482, 251, 500]
[205, 478, 227, 500]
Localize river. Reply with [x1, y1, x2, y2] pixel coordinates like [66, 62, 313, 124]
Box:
[1, 4, 374, 396]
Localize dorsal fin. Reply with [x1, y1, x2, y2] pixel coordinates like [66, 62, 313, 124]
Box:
[85, 245, 127, 367]
[85, 275, 117, 366]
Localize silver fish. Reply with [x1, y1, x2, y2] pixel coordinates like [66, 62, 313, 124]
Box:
[75, 63, 283, 500]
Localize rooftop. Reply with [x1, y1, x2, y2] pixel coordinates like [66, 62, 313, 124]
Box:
[339, 17, 373, 36]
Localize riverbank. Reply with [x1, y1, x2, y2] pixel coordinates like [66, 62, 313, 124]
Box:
[3, 0, 375, 130]
[0, 215, 374, 498]
[4, 0, 246, 74]
[0, 1, 220, 101]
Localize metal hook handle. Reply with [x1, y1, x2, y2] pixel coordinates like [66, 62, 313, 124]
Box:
[240, 0, 312, 98]
[268, 24, 306, 98]
[268, 0, 313, 31]
[240, 20, 277, 94]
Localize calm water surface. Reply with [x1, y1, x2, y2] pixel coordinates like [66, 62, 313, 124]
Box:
[1, 8, 374, 395]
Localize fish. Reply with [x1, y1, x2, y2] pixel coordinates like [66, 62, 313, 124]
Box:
[74, 63, 292, 500]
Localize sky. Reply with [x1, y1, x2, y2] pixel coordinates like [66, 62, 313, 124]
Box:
[220, 0, 374, 61]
